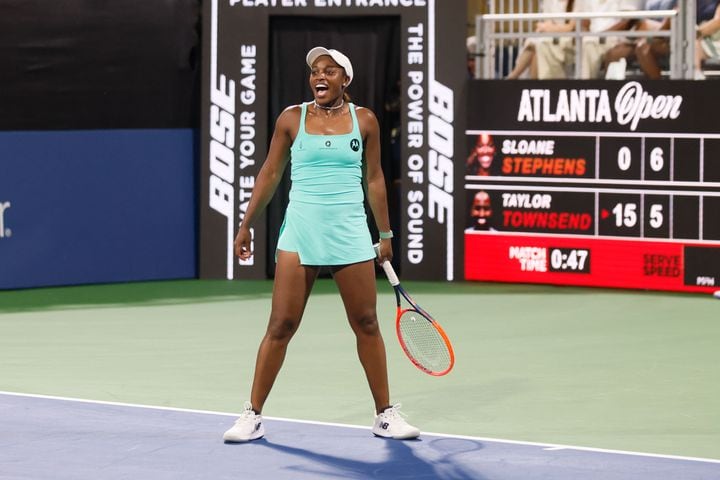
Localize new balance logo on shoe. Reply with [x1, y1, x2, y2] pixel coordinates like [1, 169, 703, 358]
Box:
[371, 404, 420, 440]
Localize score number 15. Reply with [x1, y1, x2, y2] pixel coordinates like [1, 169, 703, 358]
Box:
[612, 203, 664, 228]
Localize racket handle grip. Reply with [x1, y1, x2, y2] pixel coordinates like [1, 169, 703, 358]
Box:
[373, 243, 400, 286]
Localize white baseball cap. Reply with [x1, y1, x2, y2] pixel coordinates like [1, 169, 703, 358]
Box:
[306, 46, 353, 87]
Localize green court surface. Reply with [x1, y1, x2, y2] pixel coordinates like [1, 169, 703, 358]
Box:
[1, 279, 718, 460]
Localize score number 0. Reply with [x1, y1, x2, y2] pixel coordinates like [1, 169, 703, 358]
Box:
[617, 146, 664, 172]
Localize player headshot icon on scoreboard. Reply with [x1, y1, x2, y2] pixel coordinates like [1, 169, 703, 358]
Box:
[465, 190, 497, 232]
[466, 133, 496, 176]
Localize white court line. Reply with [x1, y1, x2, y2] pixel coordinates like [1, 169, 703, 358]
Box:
[2, 390, 719, 465]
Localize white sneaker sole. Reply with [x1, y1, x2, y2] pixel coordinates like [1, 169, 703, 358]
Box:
[372, 428, 420, 440]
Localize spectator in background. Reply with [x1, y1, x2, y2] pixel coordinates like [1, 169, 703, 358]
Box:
[467, 35, 478, 78]
[603, 0, 677, 79]
[634, 0, 679, 78]
[695, 0, 720, 79]
[506, 0, 576, 79]
[536, 0, 644, 79]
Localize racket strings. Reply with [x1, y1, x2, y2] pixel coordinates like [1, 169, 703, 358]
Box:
[398, 310, 452, 373]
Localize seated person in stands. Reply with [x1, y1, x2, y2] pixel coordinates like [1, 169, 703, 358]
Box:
[467, 35, 477, 78]
[536, 0, 644, 79]
[602, 0, 677, 79]
[695, 0, 720, 79]
[506, 0, 576, 79]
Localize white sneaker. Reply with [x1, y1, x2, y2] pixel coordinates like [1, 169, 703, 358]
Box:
[372, 403, 420, 439]
[223, 402, 265, 443]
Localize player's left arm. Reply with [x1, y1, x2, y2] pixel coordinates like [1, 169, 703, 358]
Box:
[359, 106, 393, 263]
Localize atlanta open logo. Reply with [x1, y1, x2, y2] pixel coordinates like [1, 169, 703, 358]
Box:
[0, 201, 11, 239]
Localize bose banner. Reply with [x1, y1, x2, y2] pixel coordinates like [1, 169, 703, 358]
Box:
[199, 0, 466, 281]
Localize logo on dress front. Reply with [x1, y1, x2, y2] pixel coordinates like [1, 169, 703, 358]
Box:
[350, 139, 360, 151]
[325, 140, 332, 147]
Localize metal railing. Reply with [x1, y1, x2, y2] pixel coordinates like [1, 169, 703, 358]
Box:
[480, 0, 542, 73]
[472, 6, 697, 79]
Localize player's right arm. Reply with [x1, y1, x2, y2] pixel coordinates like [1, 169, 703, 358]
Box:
[234, 106, 300, 260]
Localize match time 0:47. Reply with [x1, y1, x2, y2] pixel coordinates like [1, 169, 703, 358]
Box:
[548, 248, 591, 273]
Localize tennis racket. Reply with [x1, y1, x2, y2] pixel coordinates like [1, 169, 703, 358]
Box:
[374, 244, 455, 376]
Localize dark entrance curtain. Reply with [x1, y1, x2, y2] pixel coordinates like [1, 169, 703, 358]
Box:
[266, 17, 401, 276]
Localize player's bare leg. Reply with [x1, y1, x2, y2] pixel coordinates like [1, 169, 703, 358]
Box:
[250, 250, 318, 413]
[332, 260, 390, 414]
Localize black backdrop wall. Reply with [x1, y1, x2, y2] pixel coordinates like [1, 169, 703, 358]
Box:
[0, 1, 202, 290]
[0, 0, 200, 130]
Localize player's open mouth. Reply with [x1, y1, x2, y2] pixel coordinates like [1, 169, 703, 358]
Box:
[314, 83, 329, 96]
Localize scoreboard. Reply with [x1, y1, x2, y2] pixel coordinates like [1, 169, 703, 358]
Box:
[464, 81, 720, 294]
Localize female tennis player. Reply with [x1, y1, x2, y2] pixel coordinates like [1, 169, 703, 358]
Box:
[223, 46, 420, 443]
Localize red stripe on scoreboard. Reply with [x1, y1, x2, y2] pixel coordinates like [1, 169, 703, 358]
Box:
[465, 233, 720, 293]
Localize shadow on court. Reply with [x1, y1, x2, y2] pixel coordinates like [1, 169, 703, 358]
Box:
[253, 436, 487, 480]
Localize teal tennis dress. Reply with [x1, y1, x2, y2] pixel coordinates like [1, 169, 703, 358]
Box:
[276, 102, 376, 265]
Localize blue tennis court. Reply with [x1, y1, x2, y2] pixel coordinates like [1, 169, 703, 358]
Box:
[2, 392, 718, 480]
